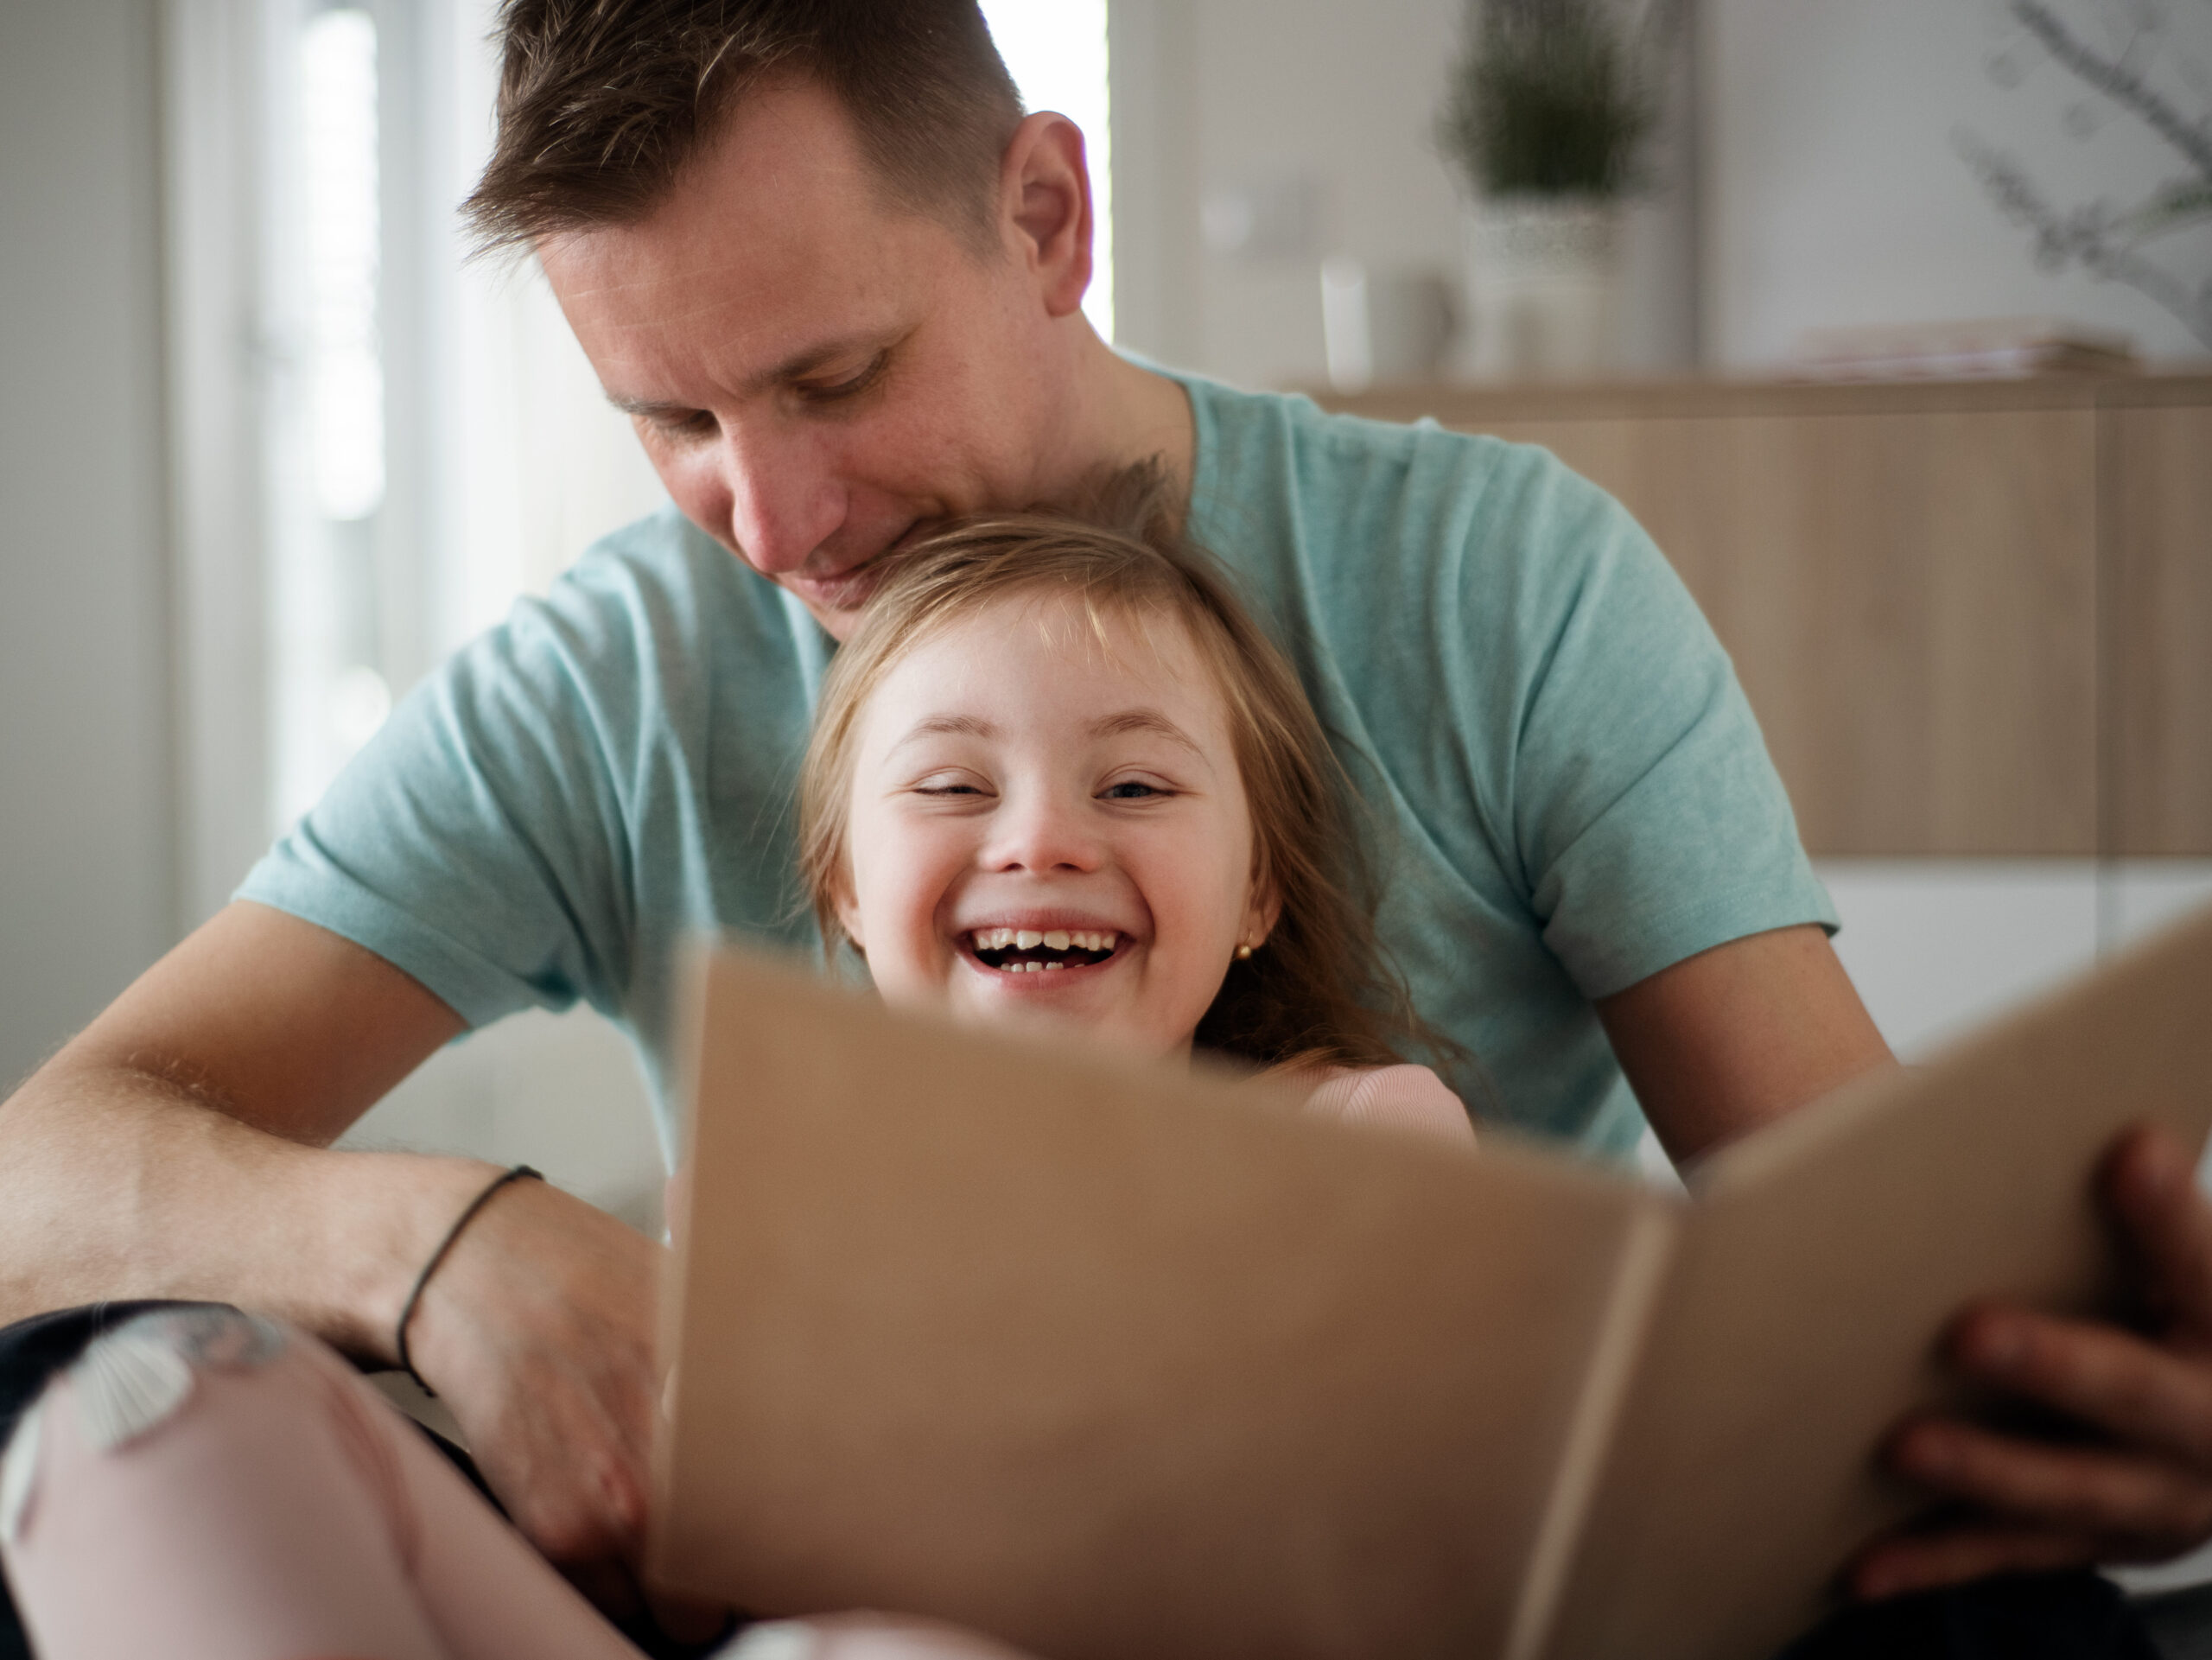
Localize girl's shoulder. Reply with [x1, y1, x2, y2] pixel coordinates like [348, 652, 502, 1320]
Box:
[1296, 1064, 1476, 1149]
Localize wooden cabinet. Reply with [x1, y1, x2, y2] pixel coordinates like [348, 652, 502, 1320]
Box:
[1315, 378, 2210, 857]
[2107, 398, 2212, 856]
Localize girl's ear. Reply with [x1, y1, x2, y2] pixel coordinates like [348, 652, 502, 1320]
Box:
[1243, 878, 1283, 949]
[834, 876, 866, 952]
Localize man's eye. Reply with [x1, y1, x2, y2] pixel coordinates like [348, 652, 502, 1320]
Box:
[650, 410, 717, 442]
[798, 353, 888, 403]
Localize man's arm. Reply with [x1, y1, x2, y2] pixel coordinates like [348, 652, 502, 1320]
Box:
[1596, 922, 1895, 1162]
[0, 900, 661, 1583]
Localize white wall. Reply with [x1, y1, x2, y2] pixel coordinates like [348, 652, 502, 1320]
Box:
[1817, 862, 2212, 1061]
[0, 1, 178, 1092]
[1702, 0, 2212, 368]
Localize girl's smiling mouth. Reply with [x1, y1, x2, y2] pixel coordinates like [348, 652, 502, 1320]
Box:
[961, 925, 1125, 975]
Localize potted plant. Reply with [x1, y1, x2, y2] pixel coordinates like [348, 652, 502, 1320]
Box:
[1436, 0, 1672, 378]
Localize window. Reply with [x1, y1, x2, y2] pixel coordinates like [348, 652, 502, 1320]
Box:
[981, 0, 1114, 341]
[269, 2, 391, 828]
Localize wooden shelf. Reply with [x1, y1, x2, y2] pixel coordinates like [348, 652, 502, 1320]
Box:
[1313, 375, 2212, 857]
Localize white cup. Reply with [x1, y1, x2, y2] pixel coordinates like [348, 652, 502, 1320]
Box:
[1321, 259, 1456, 391]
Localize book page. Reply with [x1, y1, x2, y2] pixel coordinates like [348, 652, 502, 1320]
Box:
[652, 947, 1668, 1660]
[1546, 907, 2212, 1660]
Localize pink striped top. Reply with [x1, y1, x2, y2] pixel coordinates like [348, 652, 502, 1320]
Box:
[1299, 1064, 1476, 1148]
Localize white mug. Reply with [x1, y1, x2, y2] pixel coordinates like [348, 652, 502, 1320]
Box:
[1321, 259, 1456, 391]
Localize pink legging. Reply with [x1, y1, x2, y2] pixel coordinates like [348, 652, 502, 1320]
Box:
[0, 1309, 1034, 1660]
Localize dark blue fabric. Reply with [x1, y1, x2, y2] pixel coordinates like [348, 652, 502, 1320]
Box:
[1777, 1569, 2159, 1660]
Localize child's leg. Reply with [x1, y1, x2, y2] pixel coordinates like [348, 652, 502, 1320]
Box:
[0, 1308, 641, 1660]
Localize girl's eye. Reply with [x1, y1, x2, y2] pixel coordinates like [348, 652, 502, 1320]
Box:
[1101, 780, 1165, 800]
[915, 779, 985, 797]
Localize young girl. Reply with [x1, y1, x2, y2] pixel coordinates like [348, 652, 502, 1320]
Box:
[793, 480, 1472, 1142]
[0, 492, 1471, 1660]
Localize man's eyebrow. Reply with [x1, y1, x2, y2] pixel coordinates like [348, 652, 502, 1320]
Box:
[1090, 709, 1204, 756]
[607, 391, 698, 422]
[605, 332, 899, 419]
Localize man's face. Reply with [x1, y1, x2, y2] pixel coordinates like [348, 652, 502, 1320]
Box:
[539, 80, 1079, 639]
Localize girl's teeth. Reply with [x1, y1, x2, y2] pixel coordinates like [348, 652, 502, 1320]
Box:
[964, 928, 1121, 956]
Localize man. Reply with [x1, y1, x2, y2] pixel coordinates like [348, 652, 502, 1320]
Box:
[1, 0, 2208, 1635]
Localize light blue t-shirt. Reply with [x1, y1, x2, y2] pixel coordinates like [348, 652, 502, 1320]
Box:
[241, 372, 1834, 1161]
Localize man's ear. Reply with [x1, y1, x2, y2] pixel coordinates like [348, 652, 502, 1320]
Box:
[997, 111, 1094, 320]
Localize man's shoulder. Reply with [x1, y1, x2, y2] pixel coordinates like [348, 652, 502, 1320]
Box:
[1176, 372, 1643, 632]
[1179, 371, 1544, 472]
[1179, 372, 1621, 562]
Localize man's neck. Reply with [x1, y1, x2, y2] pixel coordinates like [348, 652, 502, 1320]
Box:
[1062, 324, 1197, 517]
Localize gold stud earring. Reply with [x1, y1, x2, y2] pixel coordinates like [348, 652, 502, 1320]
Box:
[1235, 943, 1254, 961]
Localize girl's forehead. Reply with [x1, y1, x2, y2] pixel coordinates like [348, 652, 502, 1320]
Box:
[863, 589, 1236, 739]
[910, 589, 1207, 682]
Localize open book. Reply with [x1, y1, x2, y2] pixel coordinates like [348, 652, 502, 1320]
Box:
[650, 908, 2212, 1660]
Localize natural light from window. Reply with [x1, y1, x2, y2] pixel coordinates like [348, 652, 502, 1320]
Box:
[300, 6, 383, 525]
[274, 3, 391, 831]
[980, 0, 1112, 341]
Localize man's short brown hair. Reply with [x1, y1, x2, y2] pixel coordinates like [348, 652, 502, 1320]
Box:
[464, 0, 1025, 253]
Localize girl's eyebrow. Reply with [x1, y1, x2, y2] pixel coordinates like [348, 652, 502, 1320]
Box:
[1090, 709, 1203, 757]
[889, 713, 998, 754]
[888, 709, 1202, 759]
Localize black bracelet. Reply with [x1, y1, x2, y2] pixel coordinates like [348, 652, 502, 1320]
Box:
[395, 1163, 543, 1397]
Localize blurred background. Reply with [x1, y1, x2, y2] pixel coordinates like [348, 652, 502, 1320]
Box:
[3, 0, 2209, 1231]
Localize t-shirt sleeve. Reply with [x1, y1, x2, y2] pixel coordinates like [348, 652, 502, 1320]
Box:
[1468, 444, 1837, 1000]
[236, 573, 647, 1029]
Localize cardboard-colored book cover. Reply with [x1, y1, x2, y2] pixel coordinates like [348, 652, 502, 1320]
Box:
[650, 907, 2212, 1660]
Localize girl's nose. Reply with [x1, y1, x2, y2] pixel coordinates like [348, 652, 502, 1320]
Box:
[986, 786, 1104, 875]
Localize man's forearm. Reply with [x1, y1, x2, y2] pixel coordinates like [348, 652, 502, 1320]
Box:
[0, 1057, 494, 1357]
[0, 904, 667, 1580]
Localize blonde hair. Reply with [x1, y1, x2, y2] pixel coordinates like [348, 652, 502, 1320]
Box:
[797, 470, 1448, 1077]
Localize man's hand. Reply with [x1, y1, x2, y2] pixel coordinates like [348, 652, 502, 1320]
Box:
[1854, 1124, 2212, 1599]
[403, 1173, 664, 1606]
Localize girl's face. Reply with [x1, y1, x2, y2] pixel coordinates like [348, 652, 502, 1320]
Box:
[836, 594, 1277, 1057]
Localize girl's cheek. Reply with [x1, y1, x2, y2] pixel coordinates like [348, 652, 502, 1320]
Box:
[883, 826, 975, 953]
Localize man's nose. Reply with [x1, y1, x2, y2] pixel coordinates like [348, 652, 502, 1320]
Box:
[715, 425, 845, 576]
